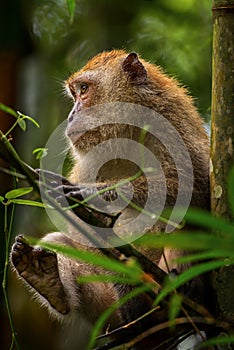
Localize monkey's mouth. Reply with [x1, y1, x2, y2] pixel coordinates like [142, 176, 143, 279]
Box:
[66, 128, 89, 143]
[66, 126, 103, 151]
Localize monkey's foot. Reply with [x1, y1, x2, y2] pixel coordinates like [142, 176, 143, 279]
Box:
[11, 235, 70, 314]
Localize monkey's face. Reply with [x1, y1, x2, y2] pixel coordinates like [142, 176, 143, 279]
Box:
[65, 51, 149, 155]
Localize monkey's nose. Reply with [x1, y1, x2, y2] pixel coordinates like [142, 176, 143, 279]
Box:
[68, 112, 74, 123]
[68, 102, 81, 123]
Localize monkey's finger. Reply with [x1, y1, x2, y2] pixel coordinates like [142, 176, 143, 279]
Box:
[36, 169, 72, 186]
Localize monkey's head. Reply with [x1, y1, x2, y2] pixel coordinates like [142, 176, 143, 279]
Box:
[64, 50, 160, 154]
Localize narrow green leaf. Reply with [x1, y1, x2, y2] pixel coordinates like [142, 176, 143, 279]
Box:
[5, 187, 33, 199]
[17, 118, 26, 131]
[77, 274, 139, 284]
[168, 207, 234, 235]
[10, 199, 45, 207]
[87, 285, 150, 350]
[0, 103, 18, 117]
[196, 335, 234, 349]
[185, 208, 234, 234]
[23, 115, 40, 128]
[137, 232, 234, 256]
[0, 196, 4, 203]
[169, 294, 183, 327]
[154, 259, 234, 306]
[38, 241, 142, 277]
[175, 250, 232, 264]
[67, 0, 75, 19]
[32, 147, 48, 159]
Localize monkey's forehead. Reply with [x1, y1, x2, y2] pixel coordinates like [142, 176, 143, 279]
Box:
[81, 50, 127, 70]
[66, 50, 128, 82]
[66, 71, 98, 86]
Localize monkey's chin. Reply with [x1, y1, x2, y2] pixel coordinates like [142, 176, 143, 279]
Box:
[66, 129, 88, 144]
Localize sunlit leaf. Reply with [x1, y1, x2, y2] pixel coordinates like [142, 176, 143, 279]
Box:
[0, 196, 4, 203]
[10, 199, 45, 207]
[17, 112, 40, 128]
[33, 147, 48, 159]
[36, 241, 142, 277]
[5, 187, 33, 199]
[67, 0, 75, 20]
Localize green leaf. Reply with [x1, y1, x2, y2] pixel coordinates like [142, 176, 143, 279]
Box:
[185, 208, 234, 234]
[38, 241, 142, 277]
[10, 199, 45, 207]
[5, 187, 33, 199]
[164, 207, 234, 235]
[137, 232, 234, 256]
[17, 111, 40, 128]
[24, 115, 40, 128]
[0, 196, 4, 203]
[196, 335, 234, 349]
[0, 103, 18, 117]
[169, 293, 183, 328]
[175, 250, 232, 264]
[17, 118, 26, 131]
[77, 274, 138, 284]
[67, 0, 75, 20]
[154, 259, 234, 306]
[32, 147, 48, 159]
[87, 285, 150, 350]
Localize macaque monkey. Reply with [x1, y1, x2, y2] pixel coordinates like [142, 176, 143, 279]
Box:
[11, 50, 209, 348]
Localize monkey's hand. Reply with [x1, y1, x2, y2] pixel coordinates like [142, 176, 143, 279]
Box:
[36, 169, 121, 227]
[11, 234, 70, 314]
[36, 168, 120, 207]
[36, 168, 74, 200]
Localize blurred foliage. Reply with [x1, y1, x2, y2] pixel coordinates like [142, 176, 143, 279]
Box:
[25, 0, 212, 138]
[12, 0, 212, 173]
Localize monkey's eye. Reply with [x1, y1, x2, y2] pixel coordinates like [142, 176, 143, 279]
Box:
[80, 83, 89, 95]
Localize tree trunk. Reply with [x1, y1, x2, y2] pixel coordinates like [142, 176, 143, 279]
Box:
[211, 0, 234, 324]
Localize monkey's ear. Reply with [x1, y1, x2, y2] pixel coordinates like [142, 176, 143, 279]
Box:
[122, 52, 147, 84]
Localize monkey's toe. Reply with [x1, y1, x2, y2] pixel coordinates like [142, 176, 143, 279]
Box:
[11, 235, 34, 273]
[11, 234, 57, 275]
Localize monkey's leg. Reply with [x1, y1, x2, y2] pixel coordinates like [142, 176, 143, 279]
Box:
[11, 235, 70, 314]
